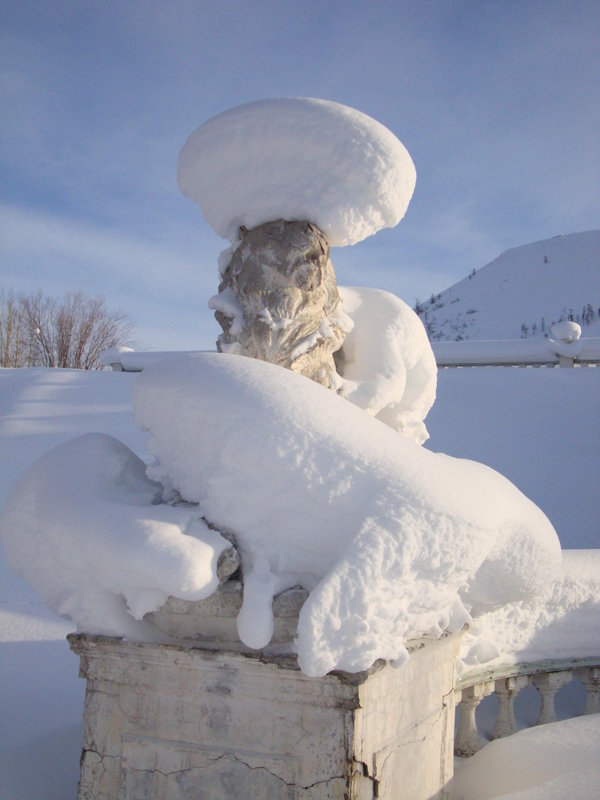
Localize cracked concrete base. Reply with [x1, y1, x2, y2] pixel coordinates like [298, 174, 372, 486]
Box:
[69, 633, 460, 799]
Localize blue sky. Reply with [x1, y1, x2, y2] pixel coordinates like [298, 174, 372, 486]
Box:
[1, 1, 599, 350]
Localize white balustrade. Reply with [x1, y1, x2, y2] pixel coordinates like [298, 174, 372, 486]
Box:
[455, 657, 600, 758]
[454, 681, 495, 756]
[578, 666, 600, 714]
[531, 670, 572, 724]
[491, 675, 530, 739]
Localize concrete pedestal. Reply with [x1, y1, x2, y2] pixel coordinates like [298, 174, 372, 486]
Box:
[69, 627, 460, 799]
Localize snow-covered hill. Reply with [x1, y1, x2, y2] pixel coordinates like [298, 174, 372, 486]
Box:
[416, 230, 600, 341]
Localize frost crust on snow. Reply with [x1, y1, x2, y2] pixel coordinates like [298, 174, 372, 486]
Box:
[0, 433, 229, 638]
[336, 286, 437, 444]
[177, 98, 416, 247]
[132, 352, 561, 676]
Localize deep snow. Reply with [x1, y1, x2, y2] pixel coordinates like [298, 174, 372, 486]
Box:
[131, 352, 560, 675]
[0, 364, 598, 798]
[451, 713, 600, 800]
[459, 548, 600, 670]
[1, 353, 561, 676]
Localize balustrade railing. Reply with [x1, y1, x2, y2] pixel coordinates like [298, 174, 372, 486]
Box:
[101, 337, 600, 372]
[454, 657, 600, 756]
[433, 336, 600, 368]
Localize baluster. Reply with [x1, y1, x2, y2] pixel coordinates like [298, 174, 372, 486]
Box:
[455, 681, 495, 756]
[491, 675, 530, 739]
[531, 671, 572, 725]
[577, 667, 600, 714]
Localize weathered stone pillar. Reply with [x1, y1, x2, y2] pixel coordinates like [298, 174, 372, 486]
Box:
[68, 583, 461, 799]
[578, 666, 600, 714]
[491, 675, 529, 740]
[532, 671, 572, 725]
[454, 680, 495, 756]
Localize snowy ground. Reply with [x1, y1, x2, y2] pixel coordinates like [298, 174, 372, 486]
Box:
[0, 364, 598, 798]
[452, 714, 600, 800]
[425, 366, 599, 550]
[0, 369, 145, 800]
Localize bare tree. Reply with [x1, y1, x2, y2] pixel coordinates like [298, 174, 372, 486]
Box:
[2, 289, 134, 369]
[0, 289, 32, 368]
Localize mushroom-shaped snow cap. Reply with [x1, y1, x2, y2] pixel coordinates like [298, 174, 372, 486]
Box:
[177, 98, 416, 247]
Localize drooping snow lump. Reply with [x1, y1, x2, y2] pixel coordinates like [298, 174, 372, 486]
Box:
[132, 352, 561, 676]
[0, 433, 229, 637]
[336, 286, 437, 443]
[177, 97, 416, 246]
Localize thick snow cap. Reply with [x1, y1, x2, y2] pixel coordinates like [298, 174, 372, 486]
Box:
[133, 352, 561, 676]
[336, 286, 437, 444]
[177, 98, 416, 246]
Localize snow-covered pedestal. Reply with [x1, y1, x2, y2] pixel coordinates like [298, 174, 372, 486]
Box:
[0, 96, 570, 800]
[68, 588, 461, 800]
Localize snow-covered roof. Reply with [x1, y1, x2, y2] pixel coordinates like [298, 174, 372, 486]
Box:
[177, 98, 416, 246]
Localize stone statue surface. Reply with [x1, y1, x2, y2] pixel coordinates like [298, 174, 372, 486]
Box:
[210, 219, 351, 388]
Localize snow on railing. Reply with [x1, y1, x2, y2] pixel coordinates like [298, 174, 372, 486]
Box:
[100, 348, 209, 372]
[101, 337, 600, 373]
[433, 337, 600, 367]
[454, 656, 600, 757]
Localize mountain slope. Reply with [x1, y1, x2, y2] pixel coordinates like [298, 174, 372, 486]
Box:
[416, 230, 600, 341]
